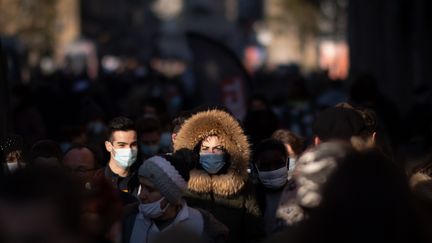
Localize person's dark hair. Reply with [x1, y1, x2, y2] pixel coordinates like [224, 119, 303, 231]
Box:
[252, 139, 288, 164]
[135, 115, 162, 135]
[312, 107, 367, 142]
[272, 129, 304, 155]
[29, 139, 63, 164]
[171, 111, 192, 134]
[335, 102, 377, 138]
[107, 116, 135, 141]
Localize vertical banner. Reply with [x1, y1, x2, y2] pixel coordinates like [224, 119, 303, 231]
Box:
[185, 32, 251, 119]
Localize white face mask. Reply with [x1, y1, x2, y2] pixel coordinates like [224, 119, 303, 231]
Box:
[138, 197, 169, 219]
[289, 158, 297, 172]
[6, 162, 19, 172]
[256, 166, 288, 189]
[113, 148, 137, 168]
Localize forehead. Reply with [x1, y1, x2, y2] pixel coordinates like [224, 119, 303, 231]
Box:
[112, 130, 137, 142]
[202, 136, 221, 146]
[139, 177, 155, 188]
[63, 148, 96, 167]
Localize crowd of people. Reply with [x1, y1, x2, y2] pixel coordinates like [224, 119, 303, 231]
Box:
[1, 96, 432, 243]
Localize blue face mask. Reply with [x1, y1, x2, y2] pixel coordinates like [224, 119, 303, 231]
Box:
[199, 153, 225, 174]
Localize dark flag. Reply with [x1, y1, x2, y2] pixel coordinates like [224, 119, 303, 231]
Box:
[186, 32, 251, 119]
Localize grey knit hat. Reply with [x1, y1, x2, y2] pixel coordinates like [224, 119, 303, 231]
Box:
[138, 156, 188, 204]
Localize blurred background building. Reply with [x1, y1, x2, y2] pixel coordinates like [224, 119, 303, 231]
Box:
[1, 0, 432, 140]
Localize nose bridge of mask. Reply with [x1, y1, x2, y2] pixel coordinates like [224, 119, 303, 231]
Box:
[113, 147, 137, 168]
[199, 153, 225, 174]
[257, 165, 288, 178]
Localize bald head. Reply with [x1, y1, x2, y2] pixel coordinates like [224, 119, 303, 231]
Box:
[62, 147, 99, 180]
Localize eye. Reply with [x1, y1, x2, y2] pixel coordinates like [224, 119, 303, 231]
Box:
[214, 146, 224, 152]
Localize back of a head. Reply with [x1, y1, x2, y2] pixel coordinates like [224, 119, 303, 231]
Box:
[29, 139, 63, 167]
[272, 129, 304, 156]
[312, 107, 366, 142]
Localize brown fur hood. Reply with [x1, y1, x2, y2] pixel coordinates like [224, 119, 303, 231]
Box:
[173, 109, 250, 197]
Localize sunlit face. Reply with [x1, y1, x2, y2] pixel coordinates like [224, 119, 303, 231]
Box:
[200, 136, 224, 154]
[105, 130, 138, 154]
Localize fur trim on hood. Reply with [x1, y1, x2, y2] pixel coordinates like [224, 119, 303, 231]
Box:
[173, 109, 250, 197]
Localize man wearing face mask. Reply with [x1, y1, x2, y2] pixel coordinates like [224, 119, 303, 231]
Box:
[103, 116, 139, 195]
[252, 139, 294, 234]
[135, 116, 163, 160]
[173, 108, 266, 243]
[122, 152, 228, 243]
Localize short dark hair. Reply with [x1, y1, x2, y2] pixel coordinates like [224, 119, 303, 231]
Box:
[312, 107, 367, 141]
[272, 129, 304, 155]
[253, 139, 288, 164]
[171, 111, 192, 134]
[107, 116, 135, 141]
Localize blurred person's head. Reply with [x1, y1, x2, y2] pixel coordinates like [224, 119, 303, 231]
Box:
[252, 139, 289, 189]
[62, 144, 101, 187]
[135, 115, 162, 159]
[170, 111, 191, 144]
[104, 117, 138, 173]
[29, 140, 63, 168]
[272, 129, 304, 174]
[80, 176, 122, 243]
[0, 134, 25, 173]
[0, 167, 85, 243]
[248, 94, 271, 111]
[312, 107, 367, 145]
[244, 96, 279, 147]
[137, 150, 195, 221]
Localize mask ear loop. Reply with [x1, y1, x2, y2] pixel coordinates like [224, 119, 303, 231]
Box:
[137, 185, 142, 196]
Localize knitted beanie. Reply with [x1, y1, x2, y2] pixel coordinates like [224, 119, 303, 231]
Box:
[138, 156, 188, 204]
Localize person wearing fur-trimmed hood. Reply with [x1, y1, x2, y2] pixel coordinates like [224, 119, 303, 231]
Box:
[173, 109, 265, 243]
